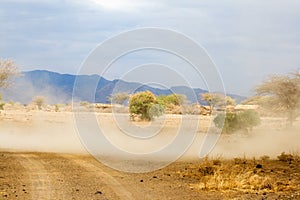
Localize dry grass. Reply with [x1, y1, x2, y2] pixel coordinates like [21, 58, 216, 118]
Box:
[182, 154, 300, 194]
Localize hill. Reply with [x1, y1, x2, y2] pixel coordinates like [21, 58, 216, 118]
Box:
[1, 70, 245, 104]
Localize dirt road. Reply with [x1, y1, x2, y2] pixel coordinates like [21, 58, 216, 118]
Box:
[0, 152, 207, 200]
[2, 152, 300, 200]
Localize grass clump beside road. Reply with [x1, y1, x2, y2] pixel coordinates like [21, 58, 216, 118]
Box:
[178, 153, 300, 194]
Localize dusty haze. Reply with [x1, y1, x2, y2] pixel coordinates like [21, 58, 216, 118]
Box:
[0, 110, 299, 160]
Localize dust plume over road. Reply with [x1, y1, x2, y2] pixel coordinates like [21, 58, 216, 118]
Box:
[0, 110, 299, 160]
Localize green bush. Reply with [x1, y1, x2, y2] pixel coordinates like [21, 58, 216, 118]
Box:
[54, 104, 60, 112]
[0, 102, 5, 110]
[149, 104, 165, 120]
[237, 110, 261, 131]
[0, 94, 4, 110]
[157, 94, 186, 106]
[213, 110, 261, 134]
[129, 91, 164, 121]
[214, 112, 237, 134]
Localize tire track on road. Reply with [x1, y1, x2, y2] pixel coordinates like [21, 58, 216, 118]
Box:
[63, 154, 136, 200]
[18, 154, 53, 199]
[18, 153, 70, 200]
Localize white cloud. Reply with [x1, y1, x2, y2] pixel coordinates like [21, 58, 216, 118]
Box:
[75, 0, 161, 13]
[1, 0, 300, 95]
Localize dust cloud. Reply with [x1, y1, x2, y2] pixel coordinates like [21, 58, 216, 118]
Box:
[189, 127, 300, 159]
[0, 111, 86, 154]
[0, 111, 299, 161]
[2, 77, 70, 104]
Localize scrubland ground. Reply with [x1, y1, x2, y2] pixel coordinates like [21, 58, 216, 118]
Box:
[0, 109, 300, 199]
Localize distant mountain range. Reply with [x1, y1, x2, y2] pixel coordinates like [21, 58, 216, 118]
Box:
[1, 70, 246, 104]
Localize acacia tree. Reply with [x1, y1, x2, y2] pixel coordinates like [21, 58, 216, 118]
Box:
[200, 93, 234, 114]
[226, 96, 236, 106]
[0, 59, 18, 88]
[255, 70, 300, 126]
[110, 92, 130, 105]
[201, 93, 223, 113]
[0, 59, 18, 111]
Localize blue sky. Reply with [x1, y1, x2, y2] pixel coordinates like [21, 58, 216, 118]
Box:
[1, 0, 300, 96]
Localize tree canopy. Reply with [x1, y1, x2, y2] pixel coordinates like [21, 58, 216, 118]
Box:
[200, 93, 235, 114]
[110, 92, 130, 105]
[0, 59, 19, 89]
[255, 69, 300, 125]
[129, 91, 164, 121]
[214, 110, 261, 134]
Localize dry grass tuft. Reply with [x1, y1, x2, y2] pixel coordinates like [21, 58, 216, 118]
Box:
[188, 155, 299, 194]
[277, 152, 300, 163]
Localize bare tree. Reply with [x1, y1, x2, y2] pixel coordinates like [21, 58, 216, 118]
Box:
[0, 59, 19, 88]
[255, 70, 300, 126]
[110, 92, 130, 105]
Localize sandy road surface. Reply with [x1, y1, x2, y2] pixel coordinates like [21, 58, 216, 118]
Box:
[2, 152, 300, 200]
[1, 152, 209, 200]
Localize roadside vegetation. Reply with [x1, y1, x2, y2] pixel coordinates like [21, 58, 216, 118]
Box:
[214, 110, 261, 134]
[32, 96, 46, 110]
[0, 59, 19, 89]
[176, 152, 300, 195]
[129, 91, 164, 121]
[242, 68, 300, 126]
[200, 93, 235, 114]
[0, 59, 19, 112]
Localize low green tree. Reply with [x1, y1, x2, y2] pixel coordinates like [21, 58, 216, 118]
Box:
[157, 94, 187, 106]
[149, 103, 165, 120]
[214, 110, 261, 134]
[129, 91, 164, 121]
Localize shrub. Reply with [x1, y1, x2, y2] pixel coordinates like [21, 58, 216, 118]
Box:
[8, 100, 14, 105]
[110, 92, 130, 105]
[0, 94, 4, 110]
[0, 102, 4, 110]
[214, 112, 238, 134]
[129, 91, 164, 121]
[277, 152, 294, 163]
[237, 110, 261, 131]
[148, 103, 165, 119]
[80, 101, 90, 107]
[214, 110, 261, 134]
[157, 94, 186, 106]
[54, 104, 60, 112]
[32, 96, 46, 110]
